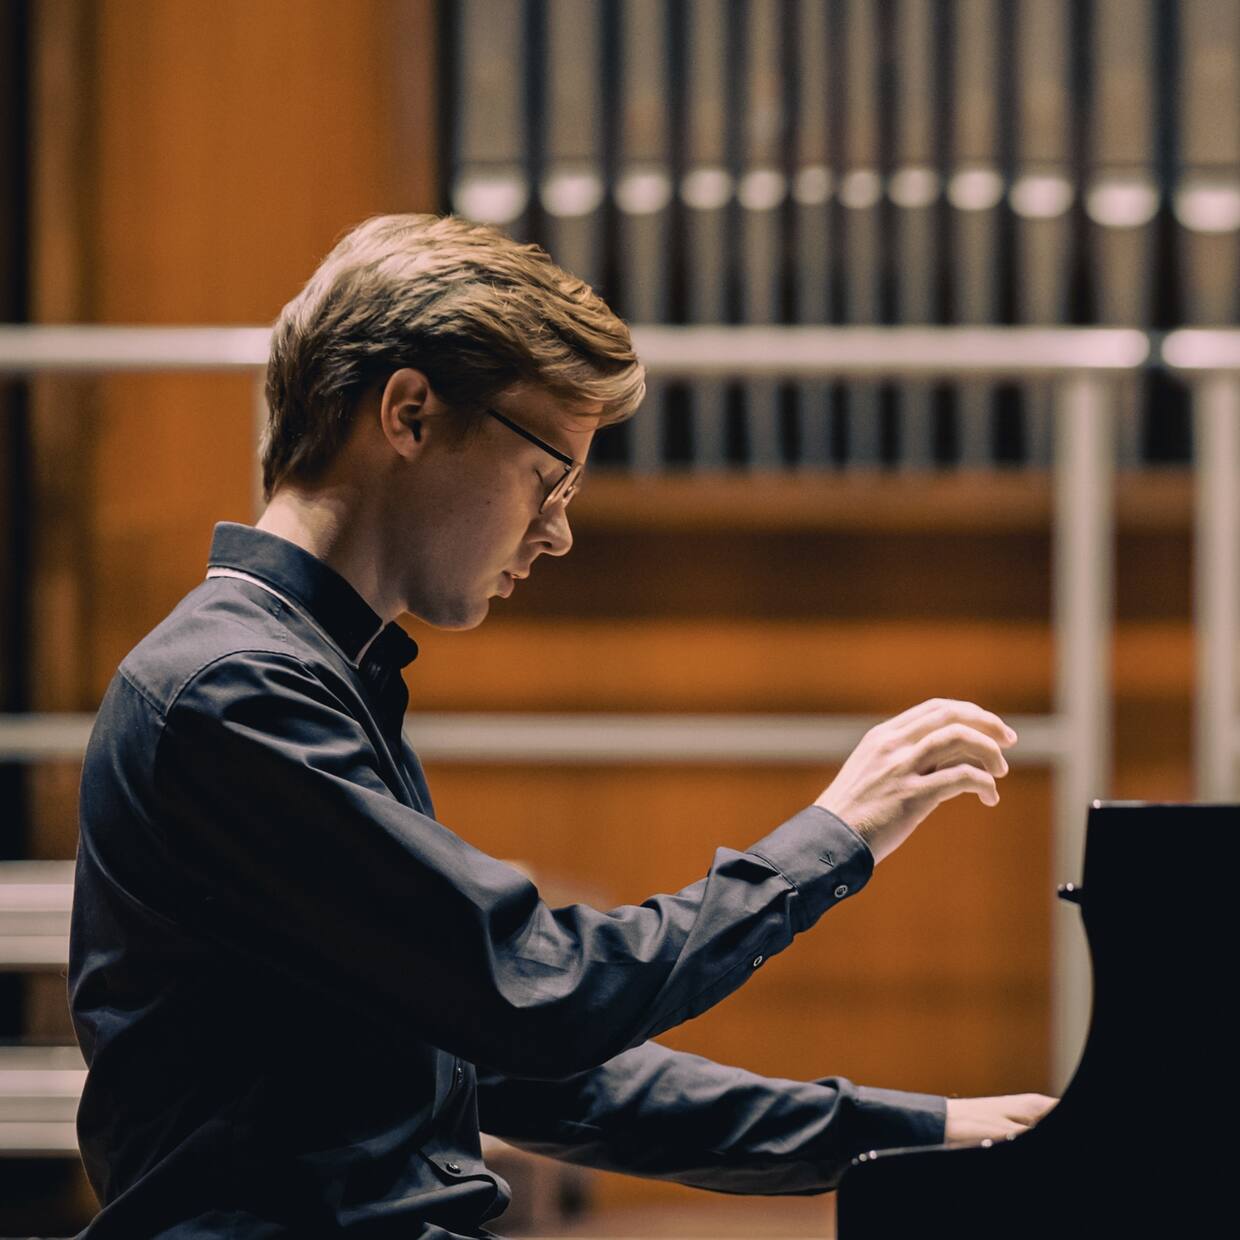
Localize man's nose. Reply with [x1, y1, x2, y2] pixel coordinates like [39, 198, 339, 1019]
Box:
[535, 503, 573, 556]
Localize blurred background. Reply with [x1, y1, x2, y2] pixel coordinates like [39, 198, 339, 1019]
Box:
[1, 0, 1237, 1234]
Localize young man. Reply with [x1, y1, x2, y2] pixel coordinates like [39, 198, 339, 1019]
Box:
[70, 214, 1053, 1238]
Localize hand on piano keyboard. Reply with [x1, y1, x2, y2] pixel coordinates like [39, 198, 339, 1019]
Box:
[944, 1093, 1058, 1144]
[815, 697, 1017, 864]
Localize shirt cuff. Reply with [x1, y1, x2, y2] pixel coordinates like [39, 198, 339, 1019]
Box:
[842, 1085, 949, 1151]
[747, 805, 876, 932]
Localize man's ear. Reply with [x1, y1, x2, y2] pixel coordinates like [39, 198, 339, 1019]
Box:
[379, 367, 441, 460]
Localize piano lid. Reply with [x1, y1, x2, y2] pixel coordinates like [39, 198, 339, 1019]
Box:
[836, 801, 1237, 1239]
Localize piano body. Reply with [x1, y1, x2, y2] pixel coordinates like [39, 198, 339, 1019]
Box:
[837, 801, 1234, 1238]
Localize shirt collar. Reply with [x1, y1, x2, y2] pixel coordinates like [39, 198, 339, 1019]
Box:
[205, 522, 419, 670]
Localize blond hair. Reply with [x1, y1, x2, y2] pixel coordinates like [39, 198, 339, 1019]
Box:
[261, 214, 645, 499]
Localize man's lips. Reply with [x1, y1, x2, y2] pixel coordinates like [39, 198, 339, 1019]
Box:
[497, 569, 527, 598]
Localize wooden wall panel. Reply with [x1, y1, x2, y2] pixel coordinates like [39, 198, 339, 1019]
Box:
[30, 0, 439, 794]
[91, 0, 434, 324]
[88, 373, 256, 694]
[402, 617, 1193, 713]
[81, 0, 439, 709]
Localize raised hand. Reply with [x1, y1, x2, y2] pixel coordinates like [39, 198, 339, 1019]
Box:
[815, 698, 1018, 864]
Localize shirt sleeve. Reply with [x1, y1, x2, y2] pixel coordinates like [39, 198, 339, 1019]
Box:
[476, 1040, 946, 1194]
[152, 649, 876, 1079]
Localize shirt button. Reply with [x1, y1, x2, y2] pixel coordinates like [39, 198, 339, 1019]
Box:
[752, 954, 764, 968]
[834, 883, 849, 898]
[455, 1064, 464, 1085]
[445, 1161, 462, 1175]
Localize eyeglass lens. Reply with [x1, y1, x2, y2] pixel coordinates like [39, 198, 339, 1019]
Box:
[541, 462, 583, 512]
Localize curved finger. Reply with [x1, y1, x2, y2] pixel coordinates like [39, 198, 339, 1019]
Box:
[901, 700, 1018, 749]
[1007, 1094, 1058, 1125]
[883, 697, 965, 734]
[911, 724, 1009, 779]
[918, 762, 1000, 808]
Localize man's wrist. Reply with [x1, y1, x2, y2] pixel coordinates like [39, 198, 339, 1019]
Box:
[846, 1085, 948, 1149]
[812, 801, 876, 865]
[747, 806, 875, 932]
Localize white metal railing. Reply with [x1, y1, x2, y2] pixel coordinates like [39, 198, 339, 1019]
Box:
[0, 1044, 85, 1154]
[0, 323, 1151, 375]
[0, 1039, 515, 1162]
[1164, 332, 1240, 802]
[0, 710, 1070, 766]
[0, 860, 74, 968]
[4, 321, 1219, 1091]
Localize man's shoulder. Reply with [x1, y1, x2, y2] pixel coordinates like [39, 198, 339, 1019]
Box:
[117, 576, 312, 719]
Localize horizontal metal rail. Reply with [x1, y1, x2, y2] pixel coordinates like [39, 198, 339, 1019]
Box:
[0, 1046, 85, 1156]
[1162, 330, 1240, 372]
[633, 326, 1152, 376]
[0, 325, 273, 373]
[0, 1039, 521, 1159]
[0, 323, 1162, 377]
[0, 711, 1066, 765]
[0, 860, 74, 969]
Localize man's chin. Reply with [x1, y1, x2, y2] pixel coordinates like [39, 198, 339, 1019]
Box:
[408, 595, 491, 632]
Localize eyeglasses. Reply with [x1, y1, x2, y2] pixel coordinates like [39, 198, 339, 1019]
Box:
[486, 407, 585, 513]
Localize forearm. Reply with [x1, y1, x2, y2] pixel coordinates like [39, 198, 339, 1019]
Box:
[478, 1040, 945, 1195]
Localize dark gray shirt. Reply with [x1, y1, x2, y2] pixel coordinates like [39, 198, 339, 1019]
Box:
[70, 521, 945, 1238]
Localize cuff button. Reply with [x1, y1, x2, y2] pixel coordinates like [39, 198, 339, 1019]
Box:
[834, 883, 849, 898]
[445, 1162, 462, 1175]
[752, 954, 764, 968]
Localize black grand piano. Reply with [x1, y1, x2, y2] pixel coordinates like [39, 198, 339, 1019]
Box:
[837, 801, 1234, 1238]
